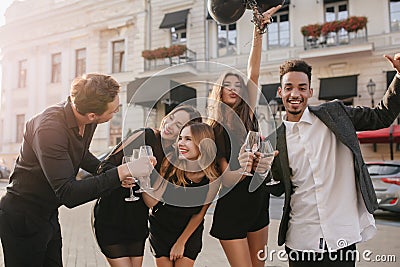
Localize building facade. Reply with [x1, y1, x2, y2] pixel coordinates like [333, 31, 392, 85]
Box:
[0, 0, 400, 167]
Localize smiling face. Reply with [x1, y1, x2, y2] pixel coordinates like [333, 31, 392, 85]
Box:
[160, 110, 191, 141]
[178, 126, 200, 161]
[221, 74, 241, 107]
[278, 71, 313, 122]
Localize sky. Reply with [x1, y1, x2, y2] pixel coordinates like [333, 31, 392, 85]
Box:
[0, 0, 13, 26]
[0, 0, 14, 103]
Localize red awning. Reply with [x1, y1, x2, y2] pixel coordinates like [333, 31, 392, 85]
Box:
[357, 125, 400, 144]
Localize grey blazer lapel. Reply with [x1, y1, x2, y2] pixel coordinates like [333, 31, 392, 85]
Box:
[276, 124, 292, 188]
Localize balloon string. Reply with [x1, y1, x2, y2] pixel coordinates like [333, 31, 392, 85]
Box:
[248, 0, 267, 34]
[243, 0, 287, 47]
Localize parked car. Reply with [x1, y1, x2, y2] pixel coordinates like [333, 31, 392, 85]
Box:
[366, 161, 400, 213]
[0, 164, 11, 180]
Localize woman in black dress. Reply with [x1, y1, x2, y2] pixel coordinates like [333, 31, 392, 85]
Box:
[143, 122, 219, 267]
[93, 105, 201, 267]
[207, 5, 282, 267]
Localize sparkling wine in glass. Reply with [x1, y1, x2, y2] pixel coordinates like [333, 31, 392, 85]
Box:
[122, 155, 140, 202]
[259, 140, 280, 185]
[135, 145, 154, 193]
[240, 131, 261, 176]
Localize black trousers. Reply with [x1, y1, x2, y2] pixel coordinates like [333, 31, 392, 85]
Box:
[0, 208, 62, 267]
[286, 244, 357, 267]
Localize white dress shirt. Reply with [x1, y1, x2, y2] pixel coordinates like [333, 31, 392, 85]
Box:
[283, 107, 376, 252]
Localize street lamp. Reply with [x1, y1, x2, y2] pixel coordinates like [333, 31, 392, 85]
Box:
[366, 78, 376, 107]
[269, 99, 278, 124]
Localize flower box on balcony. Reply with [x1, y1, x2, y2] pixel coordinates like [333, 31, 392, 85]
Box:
[342, 16, 368, 32]
[301, 23, 322, 38]
[302, 16, 368, 37]
[142, 45, 187, 60]
[321, 20, 343, 36]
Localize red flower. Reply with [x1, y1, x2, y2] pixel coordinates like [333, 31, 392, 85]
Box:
[141, 50, 155, 60]
[321, 20, 343, 36]
[142, 45, 187, 60]
[301, 16, 368, 38]
[342, 16, 368, 32]
[301, 23, 322, 38]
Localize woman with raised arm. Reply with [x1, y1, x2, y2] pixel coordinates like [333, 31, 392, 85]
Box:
[93, 105, 201, 267]
[207, 5, 282, 267]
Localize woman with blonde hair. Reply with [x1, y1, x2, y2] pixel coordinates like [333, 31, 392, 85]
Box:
[143, 122, 220, 267]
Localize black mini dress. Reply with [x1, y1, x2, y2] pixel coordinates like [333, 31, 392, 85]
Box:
[210, 125, 270, 240]
[149, 174, 209, 260]
[93, 128, 165, 258]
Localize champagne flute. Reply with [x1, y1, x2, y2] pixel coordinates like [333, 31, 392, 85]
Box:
[240, 131, 261, 176]
[135, 145, 154, 193]
[259, 140, 280, 185]
[122, 155, 140, 202]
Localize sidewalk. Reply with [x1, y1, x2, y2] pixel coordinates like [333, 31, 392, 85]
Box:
[1, 200, 399, 266]
[53, 201, 400, 266]
[58, 201, 283, 267]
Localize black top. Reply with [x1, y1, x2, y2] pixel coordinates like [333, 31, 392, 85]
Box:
[149, 175, 209, 260]
[93, 128, 165, 244]
[161, 175, 210, 210]
[0, 98, 120, 215]
[210, 120, 270, 240]
[152, 175, 209, 221]
[214, 124, 244, 172]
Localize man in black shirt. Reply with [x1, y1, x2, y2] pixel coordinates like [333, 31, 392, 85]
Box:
[0, 73, 154, 267]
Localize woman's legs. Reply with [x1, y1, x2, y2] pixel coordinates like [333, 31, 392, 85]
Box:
[130, 256, 144, 267]
[155, 256, 174, 267]
[220, 238, 252, 267]
[219, 225, 269, 267]
[154, 256, 194, 267]
[174, 257, 195, 267]
[106, 256, 143, 267]
[247, 225, 269, 267]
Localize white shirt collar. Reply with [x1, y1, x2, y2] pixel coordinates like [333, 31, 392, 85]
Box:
[283, 107, 313, 133]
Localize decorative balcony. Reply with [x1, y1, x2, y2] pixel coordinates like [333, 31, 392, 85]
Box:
[142, 45, 197, 71]
[301, 16, 368, 50]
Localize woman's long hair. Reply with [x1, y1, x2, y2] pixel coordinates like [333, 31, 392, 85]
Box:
[159, 104, 202, 131]
[207, 71, 258, 133]
[160, 122, 219, 186]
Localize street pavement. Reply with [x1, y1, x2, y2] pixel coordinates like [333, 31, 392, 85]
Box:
[0, 180, 399, 266]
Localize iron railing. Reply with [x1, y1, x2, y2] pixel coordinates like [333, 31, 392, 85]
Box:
[144, 48, 197, 71]
[303, 27, 368, 50]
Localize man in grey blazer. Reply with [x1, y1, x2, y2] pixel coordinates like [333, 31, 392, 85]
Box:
[265, 54, 400, 266]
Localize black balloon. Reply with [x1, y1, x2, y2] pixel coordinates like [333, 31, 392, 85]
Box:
[246, 0, 286, 13]
[208, 1, 286, 25]
[207, 0, 246, 25]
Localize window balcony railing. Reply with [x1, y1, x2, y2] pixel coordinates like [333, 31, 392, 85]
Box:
[301, 16, 369, 50]
[142, 45, 196, 71]
[303, 28, 368, 50]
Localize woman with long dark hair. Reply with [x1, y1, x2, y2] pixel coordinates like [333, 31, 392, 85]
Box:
[208, 5, 282, 267]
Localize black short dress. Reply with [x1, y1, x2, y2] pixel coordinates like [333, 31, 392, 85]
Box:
[210, 125, 270, 240]
[93, 128, 165, 258]
[149, 175, 209, 261]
